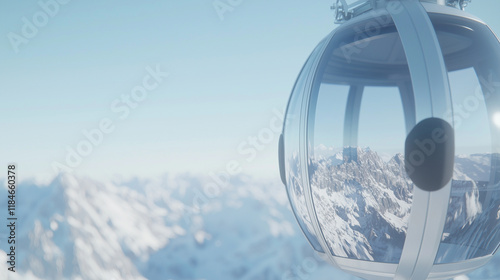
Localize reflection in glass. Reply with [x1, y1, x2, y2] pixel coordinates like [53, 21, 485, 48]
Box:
[431, 14, 500, 264]
[306, 15, 414, 263]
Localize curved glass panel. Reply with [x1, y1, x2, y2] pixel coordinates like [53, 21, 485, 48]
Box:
[307, 13, 415, 263]
[283, 42, 328, 253]
[431, 13, 500, 264]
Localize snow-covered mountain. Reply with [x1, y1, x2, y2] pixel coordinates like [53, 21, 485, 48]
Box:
[309, 148, 413, 263]
[0, 174, 359, 280]
[437, 153, 500, 264]
[0, 150, 499, 280]
[308, 147, 500, 267]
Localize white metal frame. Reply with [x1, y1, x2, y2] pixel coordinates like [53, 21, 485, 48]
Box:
[390, 1, 453, 279]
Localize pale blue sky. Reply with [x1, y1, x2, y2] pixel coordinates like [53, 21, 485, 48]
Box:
[1, 0, 499, 182]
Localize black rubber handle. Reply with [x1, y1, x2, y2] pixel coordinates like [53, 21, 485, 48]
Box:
[405, 118, 455, 192]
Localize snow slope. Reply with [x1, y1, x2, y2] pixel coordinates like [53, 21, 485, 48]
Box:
[0, 174, 358, 280]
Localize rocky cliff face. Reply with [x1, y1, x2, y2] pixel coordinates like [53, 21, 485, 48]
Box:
[309, 148, 413, 263]
[309, 147, 500, 265]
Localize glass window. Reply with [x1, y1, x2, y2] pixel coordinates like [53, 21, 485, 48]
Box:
[307, 14, 414, 263]
[431, 13, 500, 264]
